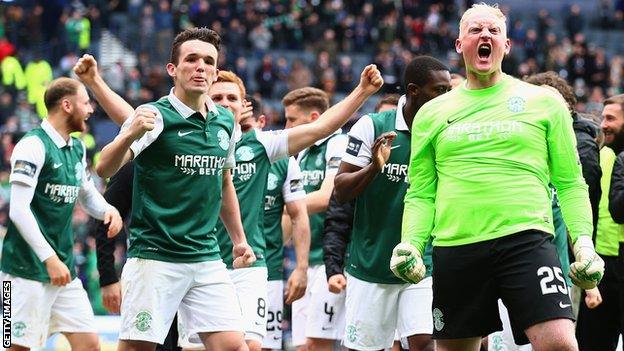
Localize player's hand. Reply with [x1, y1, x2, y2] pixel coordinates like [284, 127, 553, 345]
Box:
[104, 207, 123, 238]
[327, 273, 346, 294]
[45, 255, 71, 286]
[584, 287, 602, 309]
[358, 64, 384, 96]
[73, 54, 100, 84]
[390, 242, 426, 284]
[101, 282, 122, 314]
[371, 131, 397, 171]
[240, 99, 253, 121]
[285, 266, 307, 304]
[569, 236, 604, 290]
[126, 107, 156, 140]
[232, 242, 256, 268]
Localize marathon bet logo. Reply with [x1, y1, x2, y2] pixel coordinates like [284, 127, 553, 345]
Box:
[45, 183, 80, 203]
[302, 169, 324, 187]
[174, 154, 226, 176]
[382, 163, 408, 183]
[507, 96, 526, 113]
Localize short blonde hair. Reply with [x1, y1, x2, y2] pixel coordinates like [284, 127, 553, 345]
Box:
[216, 70, 246, 99]
[459, 2, 506, 37]
[282, 87, 329, 113]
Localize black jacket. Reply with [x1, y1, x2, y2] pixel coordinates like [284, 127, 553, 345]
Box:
[92, 161, 134, 287]
[609, 150, 624, 224]
[322, 193, 354, 280]
[572, 112, 602, 237]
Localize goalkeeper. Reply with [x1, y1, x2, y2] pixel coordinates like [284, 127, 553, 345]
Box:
[392, 3, 604, 351]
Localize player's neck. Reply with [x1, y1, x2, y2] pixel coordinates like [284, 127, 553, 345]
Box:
[402, 101, 418, 130]
[465, 70, 503, 90]
[47, 114, 74, 142]
[174, 88, 208, 116]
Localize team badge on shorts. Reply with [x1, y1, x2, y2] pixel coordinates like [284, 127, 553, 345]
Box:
[346, 324, 358, 343]
[12, 321, 26, 337]
[218, 129, 230, 150]
[507, 96, 526, 113]
[432, 308, 445, 331]
[134, 311, 153, 332]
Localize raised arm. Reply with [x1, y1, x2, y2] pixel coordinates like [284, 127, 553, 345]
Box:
[73, 54, 134, 124]
[286, 64, 383, 156]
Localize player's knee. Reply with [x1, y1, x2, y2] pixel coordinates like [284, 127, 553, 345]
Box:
[73, 338, 100, 351]
[305, 338, 333, 351]
[246, 339, 262, 351]
[407, 334, 434, 351]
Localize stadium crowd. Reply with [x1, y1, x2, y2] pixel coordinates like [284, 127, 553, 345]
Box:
[1, 0, 624, 350]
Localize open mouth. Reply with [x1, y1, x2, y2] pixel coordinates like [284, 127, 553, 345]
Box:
[478, 44, 492, 59]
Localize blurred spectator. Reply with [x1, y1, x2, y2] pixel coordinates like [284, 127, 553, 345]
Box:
[336, 56, 355, 93]
[565, 4, 585, 39]
[255, 54, 278, 99]
[287, 59, 313, 92]
[154, 0, 174, 65]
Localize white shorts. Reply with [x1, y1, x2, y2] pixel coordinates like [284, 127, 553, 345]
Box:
[487, 300, 532, 351]
[291, 265, 346, 346]
[344, 273, 433, 350]
[120, 258, 243, 345]
[1, 273, 95, 348]
[230, 267, 268, 342]
[262, 280, 284, 349]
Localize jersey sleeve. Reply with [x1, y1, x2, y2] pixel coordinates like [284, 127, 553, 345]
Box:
[118, 104, 164, 158]
[546, 97, 593, 242]
[283, 157, 306, 203]
[342, 115, 374, 168]
[256, 129, 290, 164]
[10, 136, 45, 187]
[325, 134, 348, 176]
[224, 125, 239, 169]
[402, 107, 438, 254]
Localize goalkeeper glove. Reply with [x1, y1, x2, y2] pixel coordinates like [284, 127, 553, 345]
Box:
[390, 242, 426, 284]
[569, 236, 604, 290]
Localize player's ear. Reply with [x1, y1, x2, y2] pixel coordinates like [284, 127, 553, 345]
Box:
[213, 68, 220, 84]
[407, 83, 419, 98]
[166, 63, 176, 79]
[455, 38, 462, 54]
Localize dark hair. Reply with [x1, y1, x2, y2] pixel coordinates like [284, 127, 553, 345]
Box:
[246, 95, 263, 119]
[523, 71, 576, 112]
[282, 87, 329, 113]
[44, 77, 81, 110]
[604, 94, 624, 111]
[170, 27, 221, 65]
[403, 56, 449, 92]
[375, 94, 401, 112]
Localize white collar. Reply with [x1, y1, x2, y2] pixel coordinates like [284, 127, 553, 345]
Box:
[41, 119, 72, 148]
[314, 128, 342, 146]
[167, 88, 218, 119]
[395, 95, 409, 132]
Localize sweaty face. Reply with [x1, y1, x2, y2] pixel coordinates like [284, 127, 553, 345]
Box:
[602, 103, 624, 148]
[209, 81, 243, 121]
[456, 11, 510, 76]
[284, 104, 315, 129]
[68, 85, 93, 133]
[168, 39, 219, 97]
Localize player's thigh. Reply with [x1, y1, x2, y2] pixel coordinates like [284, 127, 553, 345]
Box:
[230, 267, 269, 342]
[1, 273, 53, 349]
[262, 280, 284, 350]
[291, 265, 316, 347]
[62, 331, 100, 351]
[119, 258, 189, 344]
[524, 318, 577, 351]
[50, 278, 96, 336]
[495, 231, 574, 342]
[198, 331, 246, 351]
[432, 243, 501, 340]
[305, 264, 345, 341]
[178, 259, 244, 349]
[397, 277, 433, 339]
[343, 273, 400, 350]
